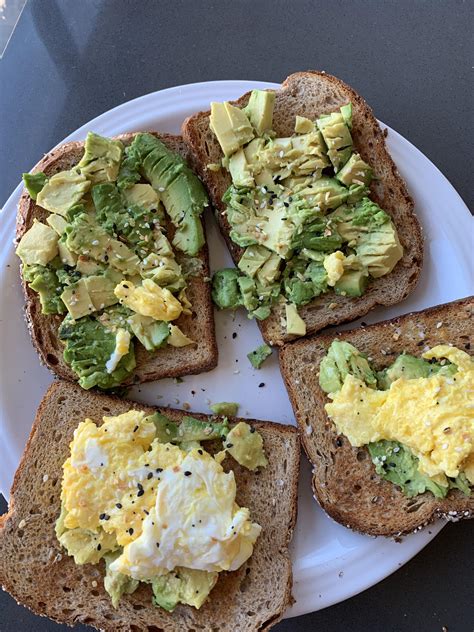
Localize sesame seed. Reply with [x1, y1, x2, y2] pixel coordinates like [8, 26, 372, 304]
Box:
[42, 474, 49, 483]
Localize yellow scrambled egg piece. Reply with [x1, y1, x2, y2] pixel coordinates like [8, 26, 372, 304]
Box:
[114, 279, 182, 321]
[323, 251, 345, 286]
[325, 346, 474, 481]
[61, 412, 261, 576]
[105, 328, 131, 374]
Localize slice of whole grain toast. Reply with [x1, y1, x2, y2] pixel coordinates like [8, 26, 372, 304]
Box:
[279, 296, 473, 537]
[0, 380, 299, 632]
[182, 71, 423, 346]
[16, 133, 218, 385]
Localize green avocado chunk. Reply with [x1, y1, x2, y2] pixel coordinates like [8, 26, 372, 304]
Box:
[376, 353, 458, 390]
[23, 259, 66, 314]
[247, 344, 272, 369]
[128, 314, 170, 351]
[334, 268, 369, 297]
[336, 152, 372, 188]
[152, 568, 218, 611]
[368, 440, 454, 498]
[104, 551, 139, 608]
[58, 315, 136, 390]
[317, 108, 353, 171]
[210, 402, 239, 416]
[319, 340, 377, 393]
[212, 268, 243, 309]
[117, 143, 142, 190]
[36, 170, 90, 216]
[147, 412, 229, 444]
[238, 244, 272, 278]
[224, 422, 268, 470]
[130, 133, 208, 255]
[243, 89, 275, 135]
[16, 219, 59, 266]
[22, 172, 48, 200]
[210, 101, 254, 156]
[77, 132, 124, 184]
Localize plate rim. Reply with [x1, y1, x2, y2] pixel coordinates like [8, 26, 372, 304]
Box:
[0, 79, 471, 620]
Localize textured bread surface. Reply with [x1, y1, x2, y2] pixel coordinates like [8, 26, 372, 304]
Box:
[279, 297, 473, 536]
[0, 380, 300, 632]
[182, 71, 423, 346]
[16, 133, 218, 384]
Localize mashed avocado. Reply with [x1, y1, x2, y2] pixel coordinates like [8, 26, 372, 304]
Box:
[56, 410, 267, 611]
[320, 341, 473, 499]
[18, 132, 209, 389]
[209, 92, 404, 335]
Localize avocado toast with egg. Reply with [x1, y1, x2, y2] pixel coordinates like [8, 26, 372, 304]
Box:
[182, 71, 423, 345]
[16, 132, 217, 389]
[0, 380, 299, 631]
[279, 297, 473, 536]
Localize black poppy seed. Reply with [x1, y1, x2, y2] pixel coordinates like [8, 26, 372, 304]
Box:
[99, 513, 106, 520]
[335, 438, 343, 447]
[133, 425, 139, 433]
[226, 443, 233, 448]
[128, 528, 134, 535]
[147, 472, 153, 480]
[144, 509, 149, 515]
[250, 427, 256, 434]
[156, 542, 160, 548]
[137, 490, 144, 497]
[198, 449, 203, 455]
[144, 463, 149, 467]
[156, 468, 163, 473]
[258, 383, 265, 388]
[283, 202, 289, 207]
[116, 503, 122, 509]
[232, 332, 237, 339]
[137, 483, 143, 490]
[184, 471, 192, 476]
[97, 544, 101, 551]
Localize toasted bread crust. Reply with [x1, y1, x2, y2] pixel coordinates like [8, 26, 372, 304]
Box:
[182, 71, 423, 346]
[16, 133, 218, 385]
[279, 296, 474, 537]
[0, 380, 299, 631]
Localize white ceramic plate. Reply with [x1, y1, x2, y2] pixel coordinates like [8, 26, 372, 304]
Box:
[0, 81, 472, 619]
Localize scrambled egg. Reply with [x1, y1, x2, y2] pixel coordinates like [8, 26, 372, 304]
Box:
[61, 411, 261, 577]
[114, 279, 182, 321]
[323, 251, 345, 286]
[105, 328, 131, 374]
[325, 346, 474, 481]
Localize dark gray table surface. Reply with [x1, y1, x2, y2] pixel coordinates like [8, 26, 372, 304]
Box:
[0, 1, 472, 631]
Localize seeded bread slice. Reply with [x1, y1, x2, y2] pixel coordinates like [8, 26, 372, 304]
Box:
[16, 133, 218, 385]
[0, 379, 299, 632]
[182, 70, 423, 346]
[279, 297, 473, 537]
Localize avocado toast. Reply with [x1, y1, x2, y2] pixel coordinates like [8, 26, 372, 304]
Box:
[279, 297, 473, 536]
[182, 71, 423, 346]
[16, 132, 217, 388]
[0, 380, 299, 632]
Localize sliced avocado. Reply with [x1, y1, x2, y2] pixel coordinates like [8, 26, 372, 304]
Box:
[171, 207, 205, 256]
[294, 115, 315, 134]
[376, 354, 458, 390]
[210, 402, 239, 416]
[243, 89, 275, 135]
[59, 315, 136, 390]
[298, 176, 349, 211]
[225, 422, 267, 470]
[61, 278, 95, 320]
[148, 412, 180, 443]
[209, 101, 254, 156]
[336, 152, 372, 187]
[285, 303, 306, 336]
[117, 143, 142, 190]
[238, 244, 272, 278]
[22, 172, 48, 200]
[356, 220, 403, 278]
[368, 440, 450, 498]
[152, 568, 218, 611]
[319, 340, 377, 393]
[103, 551, 139, 608]
[36, 170, 90, 216]
[153, 229, 174, 257]
[247, 343, 272, 369]
[16, 219, 59, 266]
[46, 213, 68, 235]
[77, 132, 123, 184]
[244, 137, 265, 170]
[334, 268, 369, 297]
[84, 274, 119, 311]
[317, 109, 353, 171]
[23, 261, 66, 314]
[256, 251, 282, 286]
[122, 183, 160, 211]
[340, 103, 352, 129]
[177, 415, 229, 442]
[58, 240, 78, 267]
[140, 254, 182, 287]
[212, 268, 243, 309]
[65, 212, 140, 275]
[228, 149, 255, 187]
[128, 314, 169, 351]
[75, 257, 104, 275]
[237, 276, 259, 312]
